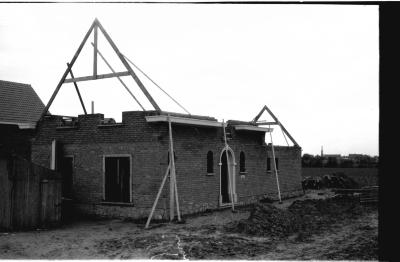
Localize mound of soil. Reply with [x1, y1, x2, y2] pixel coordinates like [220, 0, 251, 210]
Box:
[226, 195, 366, 239]
[302, 172, 359, 190]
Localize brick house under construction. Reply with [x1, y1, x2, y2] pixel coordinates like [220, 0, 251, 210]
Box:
[31, 19, 303, 220]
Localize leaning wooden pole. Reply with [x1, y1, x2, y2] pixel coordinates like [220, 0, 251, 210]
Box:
[167, 115, 176, 221]
[145, 164, 171, 229]
[222, 120, 235, 211]
[67, 63, 87, 115]
[90, 42, 145, 111]
[95, 19, 161, 112]
[269, 127, 282, 203]
[39, 20, 96, 121]
[169, 115, 181, 221]
[174, 172, 181, 221]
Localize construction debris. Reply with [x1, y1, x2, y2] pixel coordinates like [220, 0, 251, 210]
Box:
[226, 194, 368, 239]
[302, 172, 359, 190]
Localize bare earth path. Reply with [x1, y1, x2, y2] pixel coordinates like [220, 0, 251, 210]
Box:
[0, 190, 378, 260]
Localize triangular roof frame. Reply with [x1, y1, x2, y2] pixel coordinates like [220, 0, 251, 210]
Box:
[251, 105, 300, 147]
[39, 18, 161, 121]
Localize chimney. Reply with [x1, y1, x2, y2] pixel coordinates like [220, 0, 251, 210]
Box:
[91, 101, 94, 114]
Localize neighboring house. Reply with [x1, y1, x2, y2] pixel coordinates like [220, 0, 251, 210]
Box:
[321, 154, 342, 166]
[0, 80, 45, 159]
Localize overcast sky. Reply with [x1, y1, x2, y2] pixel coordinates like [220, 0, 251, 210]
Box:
[0, 3, 378, 156]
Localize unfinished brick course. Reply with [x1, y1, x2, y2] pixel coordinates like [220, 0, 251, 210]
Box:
[31, 111, 303, 219]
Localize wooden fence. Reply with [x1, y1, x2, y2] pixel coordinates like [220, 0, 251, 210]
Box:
[0, 156, 62, 231]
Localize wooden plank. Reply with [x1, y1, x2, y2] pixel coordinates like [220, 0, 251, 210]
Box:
[146, 115, 223, 128]
[91, 42, 145, 111]
[168, 115, 175, 221]
[95, 19, 161, 111]
[64, 71, 130, 83]
[40, 20, 96, 121]
[222, 120, 235, 211]
[145, 164, 170, 229]
[93, 24, 98, 78]
[226, 148, 235, 211]
[256, 121, 278, 125]
[67, 63, 87, 115]
[263, 105, 300, 147]
[123, 55, 191, 114]
[174, 174, 181, 221]
[252, 105, 299, 147]
[269, 132, 282, 203]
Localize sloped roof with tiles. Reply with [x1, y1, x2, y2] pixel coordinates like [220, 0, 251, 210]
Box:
[0, 80, 45, 128]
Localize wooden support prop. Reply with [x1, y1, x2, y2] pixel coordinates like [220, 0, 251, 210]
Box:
[145, 164, 170, 229]
[174, 171, 181, 221]
[252, 105, 299, 147]
[40, 20, 97, 121]
[95, 19, 161, 112]
[269, 127, 282, 203]
[64, 71, 130, 83]
[222, 120, 235, 211]
[168, 115, 176, 221]
[90, 42, 145, 111]
[227, 147, 235, 211]
[67, 63, 87, 115]
[93, 24, 98, 78]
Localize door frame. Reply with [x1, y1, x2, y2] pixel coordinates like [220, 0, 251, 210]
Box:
[62, 155, 74, 198]
[219, 147, 237, 206]
[102, 154, 132, 203]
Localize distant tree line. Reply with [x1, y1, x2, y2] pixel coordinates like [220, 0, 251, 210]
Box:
[302, 154, 379, 168]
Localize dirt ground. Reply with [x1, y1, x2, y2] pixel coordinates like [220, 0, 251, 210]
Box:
[0, 189, 378, 260]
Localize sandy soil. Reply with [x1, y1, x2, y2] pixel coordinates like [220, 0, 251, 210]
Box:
[0, 189, 378, 260]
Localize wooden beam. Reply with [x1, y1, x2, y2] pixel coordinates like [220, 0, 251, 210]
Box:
[91, 42, 145, 111]
[234, 125, 273, 132]
[174, 171, 181, 221]
[222, 120, 235, 212]
[146, 115, 224, 128]
[95, 19, 161, 112]
[263, 105, 300, 147]
[252, 105, 299, 147]
[168, 115, 176, 221]
[64, 71, 130, 83]
[256, 121, 278, 125]
[67, 63, 87, 115]
[269, 132, 282, 203]
[252, 105, 268, 123]
[93, 24, 98, 78]
[145, 164, 170, 229]
[39, 20, 96, 121]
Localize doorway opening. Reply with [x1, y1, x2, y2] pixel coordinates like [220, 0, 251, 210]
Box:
[219, 148, 236, 205]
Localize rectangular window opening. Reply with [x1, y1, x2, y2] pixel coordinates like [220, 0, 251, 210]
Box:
[104, 156, 131, 203]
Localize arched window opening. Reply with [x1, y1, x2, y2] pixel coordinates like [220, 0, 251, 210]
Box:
[240, 151, 246, 173]
[207, 151, 214, 173]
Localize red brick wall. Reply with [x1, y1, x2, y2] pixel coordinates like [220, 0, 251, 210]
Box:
[31, 111, 302, 219]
